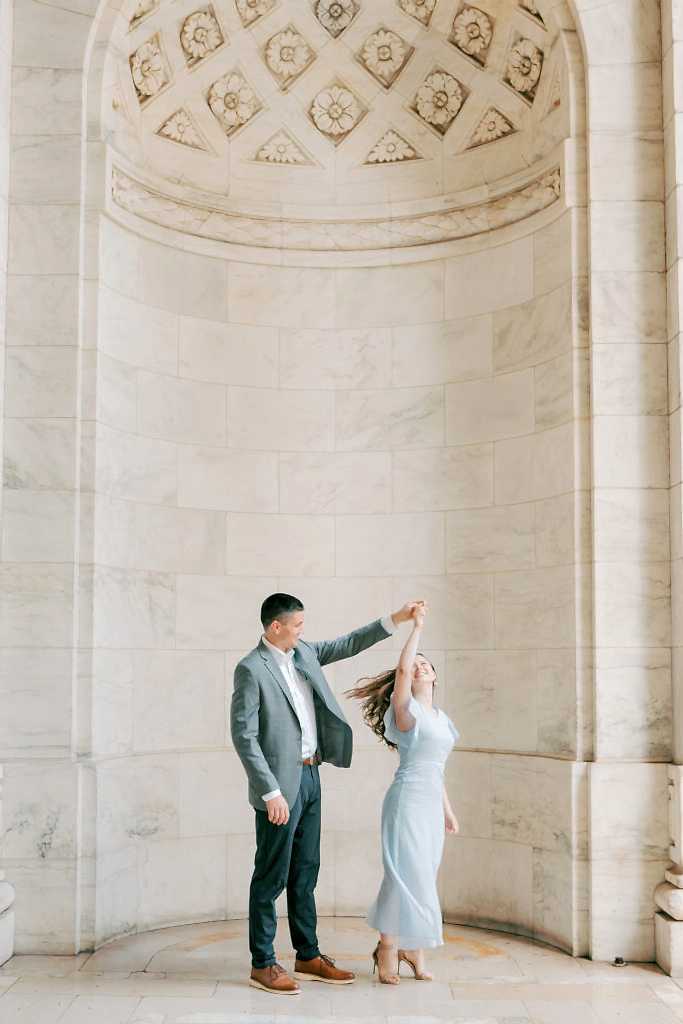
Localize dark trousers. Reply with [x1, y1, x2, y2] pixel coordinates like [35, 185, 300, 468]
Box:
[249, 765, 321, 969]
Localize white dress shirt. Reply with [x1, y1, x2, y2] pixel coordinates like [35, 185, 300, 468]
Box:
[261, 613, 397, 803]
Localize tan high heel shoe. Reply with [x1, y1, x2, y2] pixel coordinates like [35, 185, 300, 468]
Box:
[371, 941, 400, 985]
[398, 949, 433, 981]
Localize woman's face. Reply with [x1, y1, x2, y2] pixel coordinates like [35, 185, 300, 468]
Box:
[411, 654, 436, 694]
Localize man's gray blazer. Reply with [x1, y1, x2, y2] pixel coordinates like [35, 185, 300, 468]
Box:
[230, 618, 391, 810]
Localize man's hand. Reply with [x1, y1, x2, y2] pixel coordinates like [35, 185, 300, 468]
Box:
[265, 794, 290, 826]
[392, 600, 426, 626]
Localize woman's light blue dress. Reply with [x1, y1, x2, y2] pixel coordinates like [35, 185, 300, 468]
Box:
[367, 695, 459, 949]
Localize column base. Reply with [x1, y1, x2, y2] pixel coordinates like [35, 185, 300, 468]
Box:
[655, 911, 683, 976]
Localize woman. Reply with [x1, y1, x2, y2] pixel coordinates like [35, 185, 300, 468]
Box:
[346, 602, 459, 984]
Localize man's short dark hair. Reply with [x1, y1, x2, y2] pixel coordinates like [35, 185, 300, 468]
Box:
[261, 593, 304, 630]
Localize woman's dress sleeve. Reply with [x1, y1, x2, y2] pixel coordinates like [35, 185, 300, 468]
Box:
[383, 695, 421, 747]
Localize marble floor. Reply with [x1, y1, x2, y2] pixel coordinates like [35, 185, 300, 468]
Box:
[1, 917, 683, 1023]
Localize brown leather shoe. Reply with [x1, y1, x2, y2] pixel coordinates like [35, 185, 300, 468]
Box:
[294, 953, 355, 985]
[249, 963, 301, 994]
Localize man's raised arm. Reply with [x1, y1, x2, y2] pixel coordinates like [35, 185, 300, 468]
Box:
[308, 602, 423, 666]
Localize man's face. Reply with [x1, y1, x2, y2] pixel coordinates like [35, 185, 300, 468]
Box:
[270, 611, 305, 650]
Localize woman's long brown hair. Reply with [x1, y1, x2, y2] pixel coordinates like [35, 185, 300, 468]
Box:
[344, 654, 437, 752]
[344, 669, 399, 750]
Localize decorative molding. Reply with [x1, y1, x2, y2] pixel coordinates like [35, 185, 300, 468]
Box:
[545, 66, 561, 115]
[411, 68, 467, 136]
[467, 107, 515, 148]
[450, 6, 494, 66]
[235, 0, 276, 28]
[357, 27, 414, 89]
[315, 0, 359, 38]
[253, 128, 317, 164]
[129, 34, 171, 105]
[504, 35, 544, 103]
[156, 108, 213, 151]
[397, 0, 437, 27]
[111, 164, 563, 251]
[264, 24, 316, 90]
[519, 0, 546, 28]
[309, 80, 368, 144]
[180, 6, 225, 67]
[129, 0, 158, 31]
[364, 129, 423, 164]
[207, 69, 263, 136]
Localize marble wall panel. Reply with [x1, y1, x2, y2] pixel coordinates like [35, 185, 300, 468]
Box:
[4, 418, 76, 491]
[4, 347, 77, 418]
[280, 327, 391, 389]
[441, 836, 534, 936]
[591, 271, 667, 344]
[592, 343, 668, 415]
[95, 426, 177, 505]
[131, 652, 226, 753]
[0, 564, 73, 648]
[226, 513, 335, 576]
[393, 445, 493, 513]
[446, 651, 538, 752]
[493, 283, 572, 374]
[137, 373, 227, 447]
[1, 762, 78, 862]
[280, 452, 392, 514]
[594, 489, 670, 564]
[92, 567, 175, 650]
[392, 316, 493, 387]
[335, 263, 444, 328]
[446, 505, 535, 573]
[10, 861, 77, 954]
[179, 752, 253, 838]
[228, 263, 335, 328]
[96, 755, 179, 858]
[6, 274, 79, 347]
[178, 447, 278, 513]
[336, 386, 445, 450]
[335, 513, 445, 577]
[2, 490, 75, 563]
[494, 567, 576, 650]
[227, 386, 333, 451]
[594, 562, 671, 649]
[98, 287, 178, 376]
[175, 575, 277, 651]
[132, 504, 226, 575]
[96, 352, 137, 434]
[595, 647, 672, 761]
[0, 648, 72, 752]
[179, 320, 278, 388]
[446, 370, 535, 445]
[138, 836, 227, 930]
[445, 238, 534, 319]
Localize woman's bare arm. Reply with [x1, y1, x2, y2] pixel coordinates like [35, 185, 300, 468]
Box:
[392, 605, 425, 732]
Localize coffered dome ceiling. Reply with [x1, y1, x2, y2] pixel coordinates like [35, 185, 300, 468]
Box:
[104, 0, 572, 250]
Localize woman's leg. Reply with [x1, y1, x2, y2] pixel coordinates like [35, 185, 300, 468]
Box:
[374, 932, 399, 983]
[397, 946, 433, 981]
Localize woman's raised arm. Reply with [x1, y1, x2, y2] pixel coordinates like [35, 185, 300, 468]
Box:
[392, 603, 425, 731]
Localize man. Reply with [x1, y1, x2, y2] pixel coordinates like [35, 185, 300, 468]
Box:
[230, 592, 421, 995]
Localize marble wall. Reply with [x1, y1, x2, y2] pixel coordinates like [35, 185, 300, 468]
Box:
[86, 209, 588, 951]
[574, 0, 673, 963]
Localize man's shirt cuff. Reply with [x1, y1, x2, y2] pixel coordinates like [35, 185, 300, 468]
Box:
[381, 613, 397, 635]
[262, 788, 281, 802]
